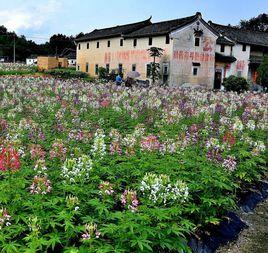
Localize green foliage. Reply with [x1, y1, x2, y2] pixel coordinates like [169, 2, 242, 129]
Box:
[223, 75, 250, 92]
[257, 54, 268, 88]
[98, 67, 108, 79]
[147, 47, 164, 84]
[45, 68, 90, 79]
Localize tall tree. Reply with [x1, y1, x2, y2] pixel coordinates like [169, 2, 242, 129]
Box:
[239, 13, 268, 32]
[49, 34, 75, 56]
[147, 47, 164, 84]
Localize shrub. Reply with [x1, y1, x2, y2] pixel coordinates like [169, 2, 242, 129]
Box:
[223, 75, 249, 92]
[98, 67, 108, 79]
[45, 68, 89, 79]
[257, 54, 268, 89]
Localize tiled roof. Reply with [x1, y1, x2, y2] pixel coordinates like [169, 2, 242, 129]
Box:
[209, 22, 268, 47]
[75, 18, 152, 42]
[216, 36, 235, 46]
[124, 14, 197, 38]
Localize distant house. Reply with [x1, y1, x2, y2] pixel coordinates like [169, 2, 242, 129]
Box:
[37, 56, 68, 71]
[26, 56, 37, 65]
[0, 56, 9, 63]
[61, 48, 76, 67]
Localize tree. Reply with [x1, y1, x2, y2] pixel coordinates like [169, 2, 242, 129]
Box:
[49, 34, 75, 56]
[222, 75, 249, 93]
[238, 13, 268, 32]
[257, 54, 268, 89]
[147, 47, 164, 84]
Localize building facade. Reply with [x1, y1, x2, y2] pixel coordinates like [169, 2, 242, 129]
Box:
[75, 12, 268, 88]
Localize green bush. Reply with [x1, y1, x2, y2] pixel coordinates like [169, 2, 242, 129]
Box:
[257, 54, 268, 89]
[223, 75, 249, 92]
[45, 68, 89, 79]
[98, 67, 108, 79]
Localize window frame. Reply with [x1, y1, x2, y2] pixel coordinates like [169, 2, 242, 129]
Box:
[149, 37, 153, 46]
[195, 37, 200, 47]
[193, 66, 199, 76]
[133, 38, 137, 47]
[95, 64, 99, 75]
[106, 63, 110, 73]
[118, 63, 123, 74]
[165, 34, 170, 44]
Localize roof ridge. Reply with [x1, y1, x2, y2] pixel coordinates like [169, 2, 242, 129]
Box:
[150, 14, 196, 25]
[93, 17, 152, 32]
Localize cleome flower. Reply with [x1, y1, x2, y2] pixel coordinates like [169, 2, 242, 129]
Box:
[222, 155, 237, 172]
[0, 144, 20, 172]
[61, 155, 93, 183]
[29, 175, 52, 195]
[121, 190, 139, 212]
[140, 173, 189, 205]
[98, 181, 114, 196]
[91, 129, 106, 158]
[81, 223, 101, 241]
[0, 208, 12, 229]
[140, 135, 161, 152]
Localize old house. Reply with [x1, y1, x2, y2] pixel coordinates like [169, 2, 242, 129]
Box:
[37, 56, 68, 71]
[75, 12, 268, 88]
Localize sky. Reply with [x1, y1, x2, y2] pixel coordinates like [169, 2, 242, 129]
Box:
[0, 0, 267, 43]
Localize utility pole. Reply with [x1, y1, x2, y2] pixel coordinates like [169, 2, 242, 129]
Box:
[13, 33, 16, 63]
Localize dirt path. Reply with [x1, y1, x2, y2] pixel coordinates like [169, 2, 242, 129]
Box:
[216, 199, 268, 253]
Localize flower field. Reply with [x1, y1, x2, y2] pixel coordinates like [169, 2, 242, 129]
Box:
[0, 63, 37, 75]
[0, 76, 267, 252]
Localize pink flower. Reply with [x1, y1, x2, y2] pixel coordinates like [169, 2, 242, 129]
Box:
[140, 135, 160, 152]
[121, 190, 139, 212]
[0, 145, 20, 172]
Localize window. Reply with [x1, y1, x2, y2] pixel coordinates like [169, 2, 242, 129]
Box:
[133, 38, 137, 47]
[77, 65, 80, 71]
[78, 44, 81, 50]
[149, 37, 153, 46]
[195, 37, 200, 47]
[106, 64, 110, 73]
[146, 64, 152, 78]
[193, 67, 198, 76]
[132, 64, 136, 71]
[107, 40, 110, 47]
[87, 43, 89, 49]
[166, 34, 170, 44]
[120, 39, 124, 46]
[118, 64, 123, 74]
[86, 63, 89, 72]
[95, 64, 99, 75]
[242, 44, 247, 52]
[220, 45, 225, 53]
[237, 71, 242, 77]
[97, 42, 99, 48]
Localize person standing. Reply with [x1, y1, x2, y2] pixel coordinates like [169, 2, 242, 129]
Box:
[115, 74, 122, 86]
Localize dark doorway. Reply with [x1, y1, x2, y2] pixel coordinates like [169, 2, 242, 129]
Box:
[214, 70, 222, 89]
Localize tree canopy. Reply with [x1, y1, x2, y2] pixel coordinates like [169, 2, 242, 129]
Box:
[238, 13, 268, 32]
[0, 25, 80, 62]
